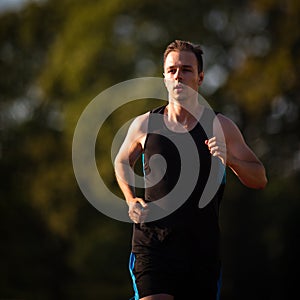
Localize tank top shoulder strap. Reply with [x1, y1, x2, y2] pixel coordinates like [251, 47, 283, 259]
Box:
[150, 105, 166, 114]
[147, 105, 220, 136]
[147, 105, 167, 132]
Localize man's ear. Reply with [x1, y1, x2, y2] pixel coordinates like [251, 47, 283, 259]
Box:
[198, 71, 204, 86]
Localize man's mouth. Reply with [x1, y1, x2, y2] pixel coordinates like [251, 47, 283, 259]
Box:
[174, 84, 184, 91]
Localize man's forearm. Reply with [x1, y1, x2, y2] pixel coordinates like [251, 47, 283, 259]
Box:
[227, 156, 267, 189]
[114, 161, 136, 203]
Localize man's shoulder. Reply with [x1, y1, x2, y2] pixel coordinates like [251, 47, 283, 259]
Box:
[213, 112, 243, 142]
[131, 105, 166, 134]
[129, 111, 150, 133]
[214, 113, 236, 127]
[133, 104, 166, 126]
[135, 111, 150, 122]
[149, 105, 166, 114]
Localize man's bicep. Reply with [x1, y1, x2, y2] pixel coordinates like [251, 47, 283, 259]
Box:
[231, 138, 259, 162]
[227, 121, 260, 162]
[115, 114, 147, 166]
[220, 115, 259, 162]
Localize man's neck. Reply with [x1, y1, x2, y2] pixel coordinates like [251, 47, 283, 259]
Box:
[165, 99, 202, 123]
[164, 99, 204, 131]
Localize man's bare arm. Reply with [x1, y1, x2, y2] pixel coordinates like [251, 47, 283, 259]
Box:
[206, 114, 267, 189]
[114, 112, 149, 222]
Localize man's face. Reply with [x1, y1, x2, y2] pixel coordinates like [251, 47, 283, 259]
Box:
[164, 50, 204, 102]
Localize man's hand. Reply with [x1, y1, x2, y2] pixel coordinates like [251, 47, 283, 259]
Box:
[205, 137, 227, 166]
[127, 197, 149, 224]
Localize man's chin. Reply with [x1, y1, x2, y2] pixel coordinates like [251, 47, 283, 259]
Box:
[170, 91, 188, 101]
[170, 96, 186, 103]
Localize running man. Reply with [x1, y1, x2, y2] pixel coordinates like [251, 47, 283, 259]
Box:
[114, 40, 267, 300]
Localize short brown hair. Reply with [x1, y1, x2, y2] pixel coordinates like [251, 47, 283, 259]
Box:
[163, 40, 204, 73]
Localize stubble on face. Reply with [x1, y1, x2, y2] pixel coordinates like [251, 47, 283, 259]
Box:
[163, 51, 202, 103]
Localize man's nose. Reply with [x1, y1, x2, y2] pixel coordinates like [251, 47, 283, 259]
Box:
[174, 68, 183, 80]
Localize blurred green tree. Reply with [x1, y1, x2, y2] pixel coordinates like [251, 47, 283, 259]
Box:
[0, 0, 299, 299]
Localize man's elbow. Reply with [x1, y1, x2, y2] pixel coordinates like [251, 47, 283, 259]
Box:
[114, 154, 126, 174]
[250, 174, 268, 189]
[252, 164, 268, 189]
[114, 155, 120, 168]
[241, 171, 268, 189]
[259, 175, 268, 189]
[259, 165, 268, 189]
[114, 155, 133, 173]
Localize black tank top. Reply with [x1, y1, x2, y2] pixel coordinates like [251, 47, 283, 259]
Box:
[132, 105, 226, 263]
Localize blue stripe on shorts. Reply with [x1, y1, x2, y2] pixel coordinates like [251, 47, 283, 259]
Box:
[129, 252, 139, 300]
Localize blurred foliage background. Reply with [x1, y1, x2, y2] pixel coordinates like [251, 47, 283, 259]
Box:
[0, 0, 299, 299]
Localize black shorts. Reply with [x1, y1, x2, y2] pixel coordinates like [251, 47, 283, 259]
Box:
[129, 252, 222, 300]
